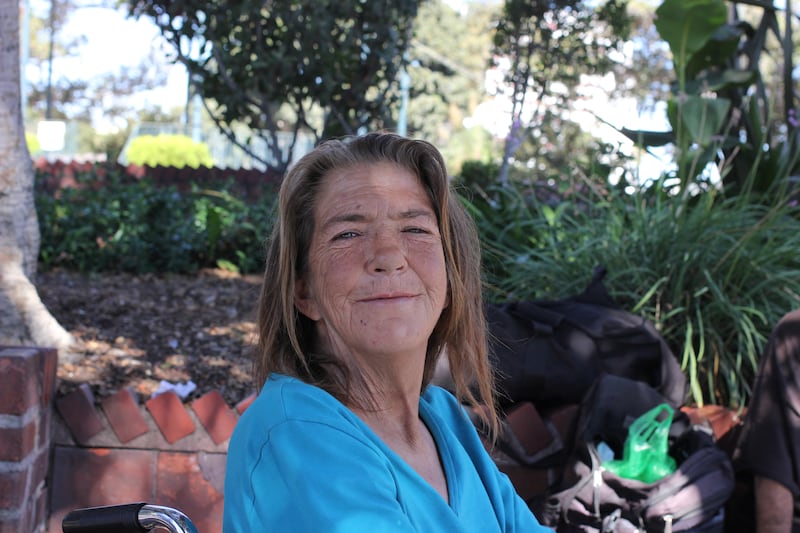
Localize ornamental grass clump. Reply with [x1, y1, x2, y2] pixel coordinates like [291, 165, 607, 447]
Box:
[467, 175, 800, 409]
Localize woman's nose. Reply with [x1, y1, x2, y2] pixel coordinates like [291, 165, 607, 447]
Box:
[367, 232, 406, 273]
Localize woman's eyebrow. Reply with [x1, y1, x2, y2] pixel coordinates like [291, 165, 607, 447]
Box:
[397, 208, 435, 220]
[320, 213, 367, 231]
[321, 208, 435, 230]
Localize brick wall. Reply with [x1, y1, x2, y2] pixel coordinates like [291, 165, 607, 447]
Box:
[0, 341, 256, 533]
[47, 384, 255, 533]
[0, 346, 57, 533]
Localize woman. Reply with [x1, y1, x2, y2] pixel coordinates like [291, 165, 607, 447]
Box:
[223, 132, 550, 532]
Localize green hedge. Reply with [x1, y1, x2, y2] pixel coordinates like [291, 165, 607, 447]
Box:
[36, 166, 275, 275]
[125, 134, 214, 168]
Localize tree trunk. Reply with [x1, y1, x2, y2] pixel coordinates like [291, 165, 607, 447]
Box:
[0, 0, 74, 352]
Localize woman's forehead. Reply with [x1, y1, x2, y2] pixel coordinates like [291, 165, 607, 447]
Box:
[318, 161, 422, 193]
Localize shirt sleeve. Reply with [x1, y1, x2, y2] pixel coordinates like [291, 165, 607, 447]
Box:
[734, 310, 800, 497]
[228, 419, 415, 533]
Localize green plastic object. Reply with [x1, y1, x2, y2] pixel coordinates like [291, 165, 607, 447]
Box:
[603, 403, 677, 483]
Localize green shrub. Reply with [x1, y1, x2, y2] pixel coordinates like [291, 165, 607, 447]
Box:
[125, 134, 214, 168]
[453, 160, 500, 197]
[442, 127, 496, 175]
[465, 177, 800, 409]
[35, 167, 275, 274]
[26, 132, 40, 155]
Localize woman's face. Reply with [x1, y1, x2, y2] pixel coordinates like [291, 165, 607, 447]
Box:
[295, 161, 449, 363]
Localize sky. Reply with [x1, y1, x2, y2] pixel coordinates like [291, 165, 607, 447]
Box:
[26, 1, 189, 121]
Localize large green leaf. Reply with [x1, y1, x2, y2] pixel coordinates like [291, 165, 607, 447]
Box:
[618, 127, 675, 148]
[685, 23, 746, 80]
[655, 0, 728, 84]
[683, 69, 757, 94]
[668, 95, 731, 147]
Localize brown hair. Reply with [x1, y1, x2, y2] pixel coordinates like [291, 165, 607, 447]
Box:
[255, 132, 498, 437]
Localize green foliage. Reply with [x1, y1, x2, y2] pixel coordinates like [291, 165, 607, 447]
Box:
[125, 134, 214, 168]
[128, 0, 420, 171]
[35, 167, 274, 275]
[441, 126, 497, 175]
[654, 0, 728, 88]
[26, 132, 40, 155]
[405, 0, 497, 146]
[465, 171, 800, 408]
[491, 0, 632, 183]
[623, 0, 798, 198]
[654, 0, 743, 193]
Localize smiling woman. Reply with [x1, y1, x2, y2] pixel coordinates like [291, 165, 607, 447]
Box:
[223, 132, 552, 532]
[295, 162, 449, 378]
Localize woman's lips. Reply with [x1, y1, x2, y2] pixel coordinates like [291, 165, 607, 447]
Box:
[359, 292, 417, 302]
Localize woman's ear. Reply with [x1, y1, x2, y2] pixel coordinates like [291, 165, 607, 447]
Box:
[294, 277, 321, 321]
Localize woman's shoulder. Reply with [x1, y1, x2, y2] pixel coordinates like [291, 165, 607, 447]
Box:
[229, 374, 373, 460]
[246, 373, 351, 424]
[421, 385, 488, 441]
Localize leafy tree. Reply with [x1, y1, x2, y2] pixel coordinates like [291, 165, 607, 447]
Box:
[23, 1, 168, 125]
[491, 0, 632, 184]
[405, 0, 498, 147]
[128, 0, 420, 172]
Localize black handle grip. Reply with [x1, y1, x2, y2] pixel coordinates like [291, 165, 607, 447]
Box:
[62, 502, 147, 533]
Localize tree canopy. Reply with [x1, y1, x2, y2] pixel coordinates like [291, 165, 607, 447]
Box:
[128, 0, 420, 171]
[491, 0, 632, 184]
[404, 1, 497, 146]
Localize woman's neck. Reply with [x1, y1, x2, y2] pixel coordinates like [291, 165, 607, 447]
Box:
[353, 389, 449, 504]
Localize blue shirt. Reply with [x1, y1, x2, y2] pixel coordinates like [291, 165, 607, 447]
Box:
[223, 373, 550, 532]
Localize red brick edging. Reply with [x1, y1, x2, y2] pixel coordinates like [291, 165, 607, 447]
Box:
[48, 384, 257, 533]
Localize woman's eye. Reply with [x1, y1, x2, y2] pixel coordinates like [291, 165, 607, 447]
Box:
[404, 227, 431, 234]
[333, 231, 359, 240]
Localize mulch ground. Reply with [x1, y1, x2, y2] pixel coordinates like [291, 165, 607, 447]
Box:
[36, 268, 262, 406]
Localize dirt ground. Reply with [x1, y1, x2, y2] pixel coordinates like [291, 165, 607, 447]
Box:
[36, 268, 262, 406]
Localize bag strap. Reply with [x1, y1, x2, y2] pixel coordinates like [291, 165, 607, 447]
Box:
[544, 442, 606, 527]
